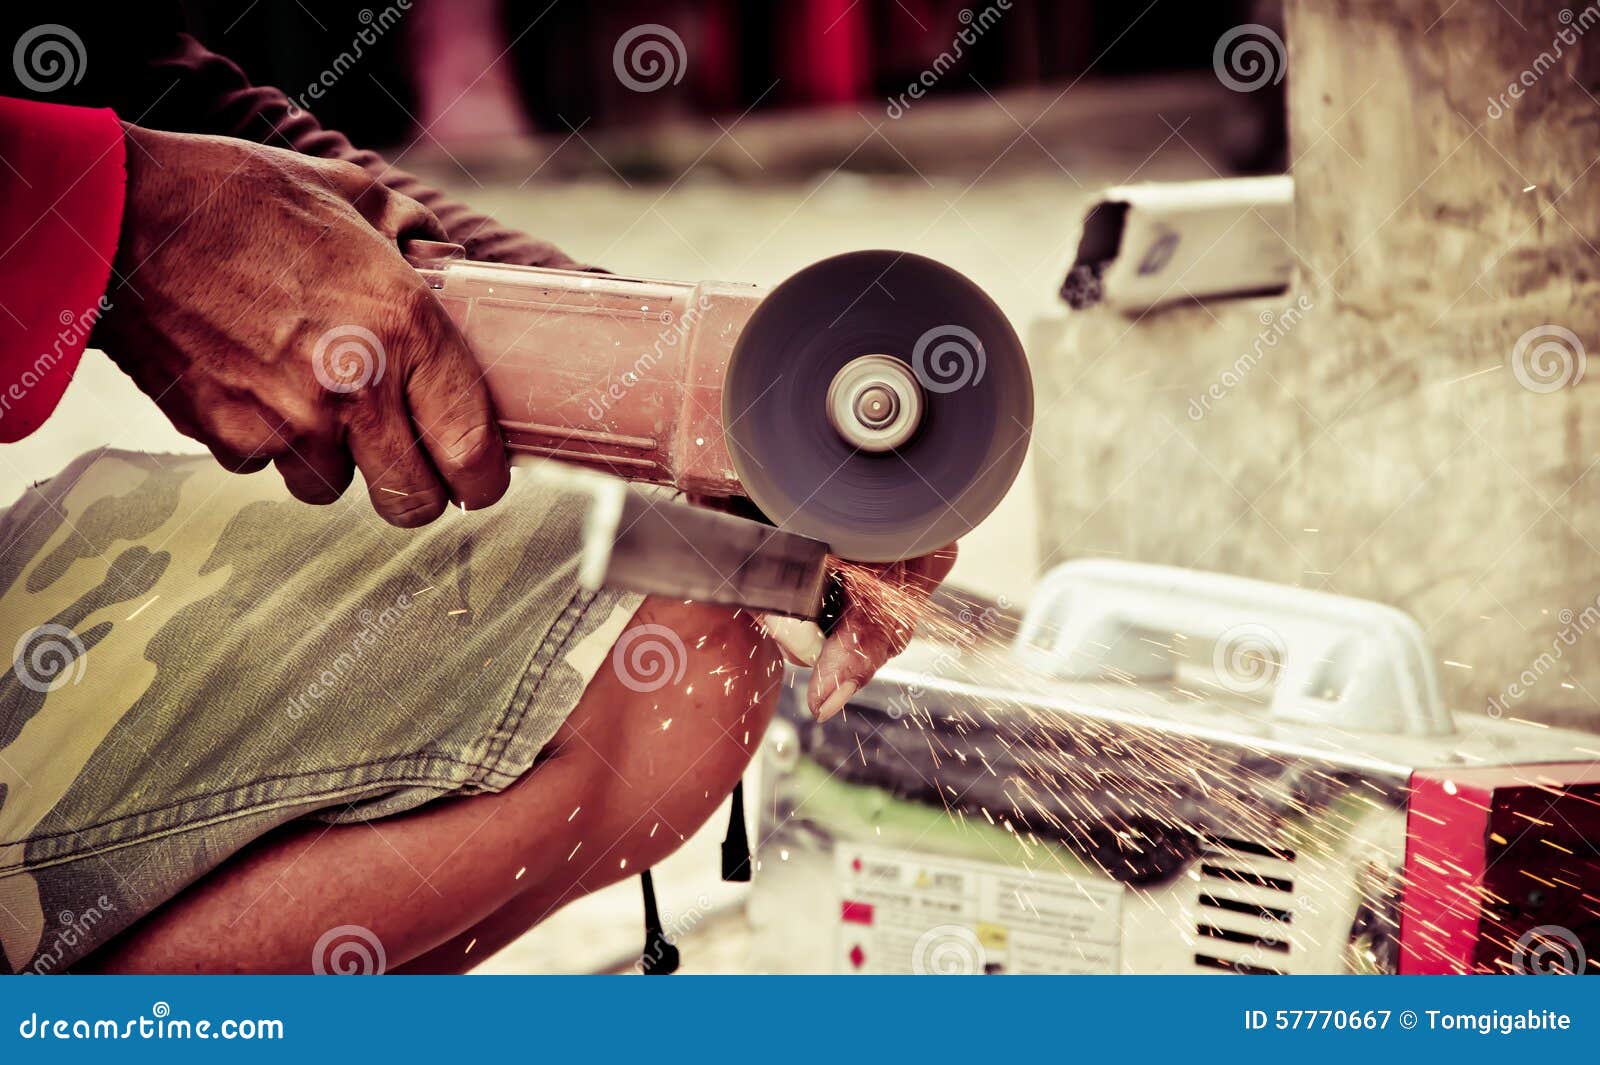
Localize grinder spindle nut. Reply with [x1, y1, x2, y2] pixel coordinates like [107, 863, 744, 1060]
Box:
[825, 354, 923, 452]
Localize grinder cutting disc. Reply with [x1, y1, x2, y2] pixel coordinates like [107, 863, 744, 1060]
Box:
[723, 250, 1032, 563]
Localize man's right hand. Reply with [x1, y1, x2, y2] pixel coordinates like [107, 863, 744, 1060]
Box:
[94, 124, 509, 527]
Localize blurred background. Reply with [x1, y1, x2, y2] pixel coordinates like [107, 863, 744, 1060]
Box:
[183, 0, 1283, 169]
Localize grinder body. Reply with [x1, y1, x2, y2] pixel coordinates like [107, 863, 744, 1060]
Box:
[409, 240, 756, 497]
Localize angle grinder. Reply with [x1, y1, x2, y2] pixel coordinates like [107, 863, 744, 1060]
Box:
[408, 242, 1032, 564]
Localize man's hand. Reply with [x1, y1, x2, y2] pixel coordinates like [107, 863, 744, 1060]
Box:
[94, 125, 508, 526]
[804, 545, 958, 721]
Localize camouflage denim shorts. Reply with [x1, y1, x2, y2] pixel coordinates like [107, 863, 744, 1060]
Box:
[0, 450, 641, 973]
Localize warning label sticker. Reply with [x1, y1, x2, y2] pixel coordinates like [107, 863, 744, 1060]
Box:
[834, 843, 1123, 975]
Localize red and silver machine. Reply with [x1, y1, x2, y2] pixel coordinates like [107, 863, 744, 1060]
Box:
[748, 561, 1600, 975]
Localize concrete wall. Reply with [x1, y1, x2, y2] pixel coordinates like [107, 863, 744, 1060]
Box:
[1031, 0, 1600, 726]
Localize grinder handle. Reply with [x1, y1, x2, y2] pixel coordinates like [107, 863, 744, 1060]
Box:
[1014, 559, 1451, 737]
[401, 240, 764, 498]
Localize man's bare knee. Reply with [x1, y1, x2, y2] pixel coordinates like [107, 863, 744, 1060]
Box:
[553, 596, 783, 891]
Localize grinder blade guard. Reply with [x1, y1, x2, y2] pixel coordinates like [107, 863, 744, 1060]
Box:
[723, 251, 1032, 562]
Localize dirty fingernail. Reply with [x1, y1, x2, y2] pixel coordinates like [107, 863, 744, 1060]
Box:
[816, 681, 859, 722]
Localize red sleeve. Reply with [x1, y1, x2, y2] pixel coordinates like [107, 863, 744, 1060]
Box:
[0, 97, 125, 442]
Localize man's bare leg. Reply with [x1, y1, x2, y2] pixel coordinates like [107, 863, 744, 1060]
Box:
[87, 597, 782, 973]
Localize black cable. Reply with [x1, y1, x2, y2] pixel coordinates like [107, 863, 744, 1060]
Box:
[721, 780, 752, 882]
[637, 869, 679, 975]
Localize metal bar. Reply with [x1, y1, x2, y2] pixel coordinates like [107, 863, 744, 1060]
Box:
[579, 481, 830, 620]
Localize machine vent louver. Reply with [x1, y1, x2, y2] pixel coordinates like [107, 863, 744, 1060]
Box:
[1192, 835, 1298, 975]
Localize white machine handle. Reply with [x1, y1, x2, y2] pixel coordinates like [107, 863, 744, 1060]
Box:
[1013, 560, 1451, 737]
